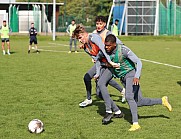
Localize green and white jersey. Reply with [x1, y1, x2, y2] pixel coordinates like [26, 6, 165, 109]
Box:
[110, 44, 142, 78]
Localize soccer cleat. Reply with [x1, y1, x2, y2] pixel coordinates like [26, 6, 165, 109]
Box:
[162, 96, 172, 112]
[128, 124, 141, 131]
[7, 52, 10, 55]
[68, 51, 72, 54]
[113, 112, 124, 118]
[79, 99, 92, 107]
[28, 50, 30, 54]
[121, 88, 126, 103]
[36, 50, 40, 54]
[75, 51, 78, 53]
[102, 113, 113, 125]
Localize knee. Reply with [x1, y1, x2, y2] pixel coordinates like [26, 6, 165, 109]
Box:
[97, 81, 106, 90]
[84, 73, 91, 82]
[125, 93, 134, 101]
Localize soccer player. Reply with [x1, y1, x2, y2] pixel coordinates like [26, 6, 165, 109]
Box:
[28, 23, 39, 54]
[66, 19, 77, 53]
[93, 15, 126, 103]
[73, 25, 124, 124]
[104, 34, 172, 131]
[111, 19, 119, 37]
[0, 20, 11, 55]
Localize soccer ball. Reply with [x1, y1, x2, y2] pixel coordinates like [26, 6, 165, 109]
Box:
[28, 119, 44, 134]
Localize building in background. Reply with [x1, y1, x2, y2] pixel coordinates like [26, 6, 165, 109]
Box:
[0, 1, 64, 33]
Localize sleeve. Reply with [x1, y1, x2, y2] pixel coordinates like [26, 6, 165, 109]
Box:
[66, 25, 70, 34]
[9, 27, 12, 33]
[122, 46, 142, 78]
[34, 28, 37, 35]
[90, 34, 112, 63]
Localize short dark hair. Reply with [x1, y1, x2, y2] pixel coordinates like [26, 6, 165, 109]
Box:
[31, 23, 34, 25]
[3, 20, 6, 22]
[115, 19, 119, 22]
[105, 34, 116, 43]
[72, 19, 75, 22]
[95, 16, 106, 23]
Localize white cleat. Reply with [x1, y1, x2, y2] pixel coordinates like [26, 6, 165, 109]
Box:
[79, 99, 92, 107]
[7, 52, 11, 55]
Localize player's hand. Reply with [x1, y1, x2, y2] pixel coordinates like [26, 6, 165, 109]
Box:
[133, 78, 139, 85]
[93, 75, 99, 81]
[79, 44, 84, 49]
[110, 62, 120, 68]
[92, 59, 95, 63]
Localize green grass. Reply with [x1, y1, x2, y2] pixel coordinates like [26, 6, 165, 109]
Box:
[0, 35, 181, 139]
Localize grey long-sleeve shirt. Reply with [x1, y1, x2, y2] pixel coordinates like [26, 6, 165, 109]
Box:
[84, 33, 112, 63]
[110, 45, 142, 79]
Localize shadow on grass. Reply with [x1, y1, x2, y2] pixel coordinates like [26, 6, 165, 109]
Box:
[139, 114, 170, 119]
[177, 81, 181, 86]
[9, 51, 16, 54]
[92, 99, 132, 124]
[92, 97, 170, 125]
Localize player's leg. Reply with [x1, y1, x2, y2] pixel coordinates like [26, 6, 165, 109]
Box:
[28, 38, 33, 54]
[68, 37, 73, 53]
[136, 81, 172, 111]
[6, 39, 10, 55]
[74, 38, 78, 53]
[79, 65, 96, 107]
[34, 38, 39, 53]
[108, 79, 126, 103]
[123, 70, 140, 131]
[1, 39, 5, 55]
[97, 68, 123, 124]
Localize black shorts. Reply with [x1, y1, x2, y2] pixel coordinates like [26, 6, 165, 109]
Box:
[30, 37, 38, 45]
[1, 38, 9, 42]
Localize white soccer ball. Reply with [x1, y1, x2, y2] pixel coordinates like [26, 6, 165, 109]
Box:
[28, 119, 44, 134]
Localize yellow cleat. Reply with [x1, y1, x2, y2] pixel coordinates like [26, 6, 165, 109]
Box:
[75, 51, 78, 53]
[68, 51, 72, 54]
[162, 96, 172, 112]
[128, 124, 141, 131]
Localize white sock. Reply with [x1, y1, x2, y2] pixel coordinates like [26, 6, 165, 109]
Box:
[3, 50, 5, 54]
[122, 88, 125, 93]
[115, 110, 121, 114]
[133, 122, 138, 125]
[106, 111, 112, 114]
[7, 49, 10, 53]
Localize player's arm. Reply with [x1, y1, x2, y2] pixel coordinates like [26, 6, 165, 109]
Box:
[66, 25, 70, 34]
[122, 45, 142, 85]
[91, 34, 119, 68]
[34, 28, 37, 35]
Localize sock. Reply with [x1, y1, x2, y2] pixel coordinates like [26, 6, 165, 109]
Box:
[7, 49, 10, 53]
[106, 111, 112, 114]
[115, 110, 121, 114]
[3, 50, 5, 54]
[133, 122, 138, 125]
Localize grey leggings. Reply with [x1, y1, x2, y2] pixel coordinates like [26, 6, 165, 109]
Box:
[121, 69, 162, 123]
[96, 67, 120, 112]
[84, 65, 123, 100]
[69, 37, 77, 51]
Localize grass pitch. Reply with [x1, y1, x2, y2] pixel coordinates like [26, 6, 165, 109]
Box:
[0, 35, 181, 139]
